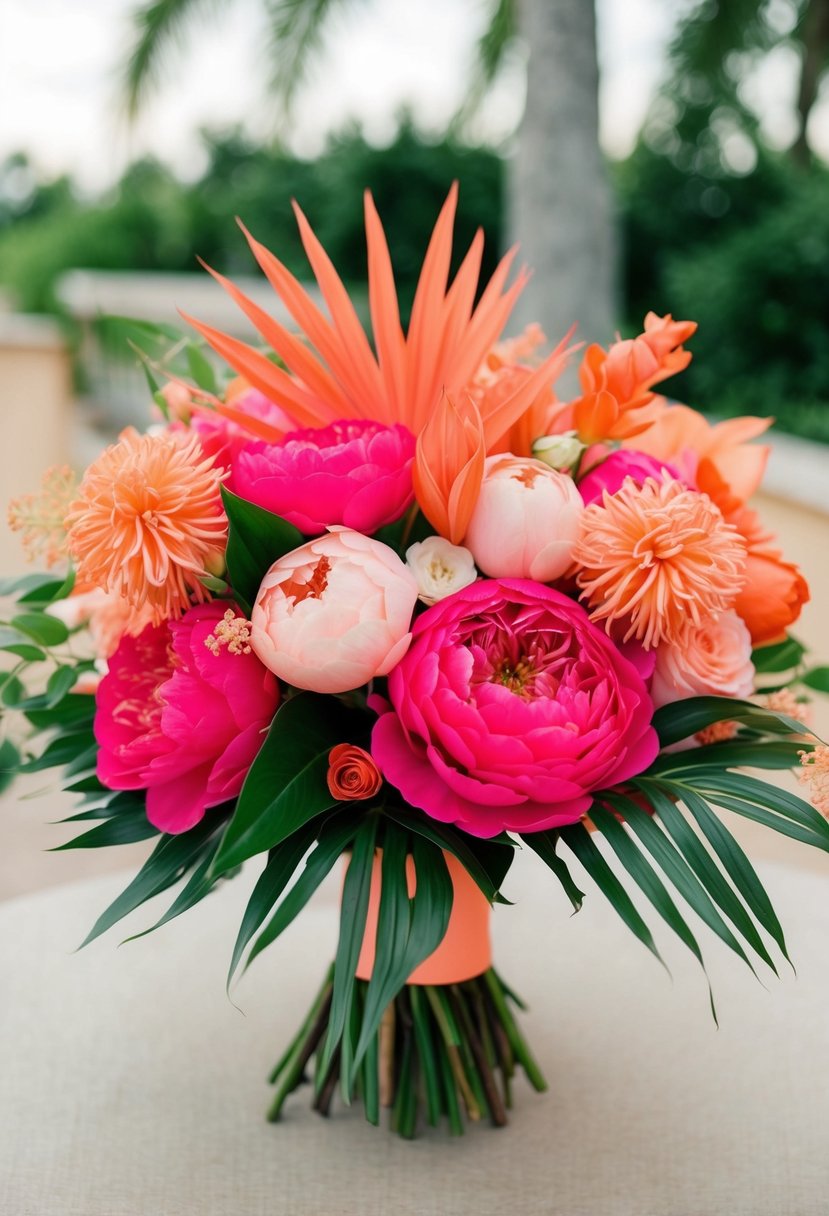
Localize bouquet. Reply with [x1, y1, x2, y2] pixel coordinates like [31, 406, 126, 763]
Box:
[4, 188, 828, 1139]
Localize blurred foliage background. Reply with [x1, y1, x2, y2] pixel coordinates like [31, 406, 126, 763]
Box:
[1, 0, 828, 442]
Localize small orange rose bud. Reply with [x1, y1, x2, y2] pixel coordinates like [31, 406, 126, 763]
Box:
[327, 744, 383, 802]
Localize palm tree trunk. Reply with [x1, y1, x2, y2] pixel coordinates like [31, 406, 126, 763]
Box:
[792, 0, 829, 168]
[507, 0, 616, 368]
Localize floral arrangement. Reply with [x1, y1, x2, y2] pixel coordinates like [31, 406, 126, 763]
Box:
[3, 188, 828, 1139]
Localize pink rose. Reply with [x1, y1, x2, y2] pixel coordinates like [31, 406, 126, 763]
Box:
[463, 455, 584, 582]
[651, 610, 755, 709]
[371, 579, 658, 838]
[95, 603, 279, 833]
[233, 419, 415, 534]
[577, 449, 682, 505]
[251, 529, 418, 694]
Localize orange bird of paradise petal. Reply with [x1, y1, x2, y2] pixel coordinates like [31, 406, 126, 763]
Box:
[184, 185, 574, 539]
[413, 392, 486, 544]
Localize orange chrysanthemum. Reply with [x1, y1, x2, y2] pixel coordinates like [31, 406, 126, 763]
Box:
[573, 476, 747, 648]
[64, 429, 227, 625]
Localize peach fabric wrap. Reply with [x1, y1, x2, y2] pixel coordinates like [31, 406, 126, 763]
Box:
[354, 849, 492, 984]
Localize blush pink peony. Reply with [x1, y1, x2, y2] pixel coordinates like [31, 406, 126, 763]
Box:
[233, 419, 415, 534]
[650, 609, 755, 709]
[371, 579, 658, 837]
[463, 455, 584, 583]
[251, 529, 418, 694]
[577, 449, 683, 505]
[95, 602, 279, 833]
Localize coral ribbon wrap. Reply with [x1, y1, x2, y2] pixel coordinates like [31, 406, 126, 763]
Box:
[354, 849, 492, 985]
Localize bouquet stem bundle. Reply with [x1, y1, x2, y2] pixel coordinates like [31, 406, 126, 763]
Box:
[268, 966, 545, 1137]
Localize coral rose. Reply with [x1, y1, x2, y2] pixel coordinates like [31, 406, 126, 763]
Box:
[729, 507, 809, 644]
[464, 455, 584, 582]
[650, 610, 755, 709]
[371, 579, 659, 838]
[95, 603, 279, 833]
[234, 419, 415, 534]
[251, 529, 418, 694]
[327, 744, 383, 801]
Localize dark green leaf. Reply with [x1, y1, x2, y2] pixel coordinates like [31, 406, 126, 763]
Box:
[125, 840, 224, 941]
[18, 729, 96, 773]
[652, 696, 810, 748]
[227, 821, 319, 989]
[318, 815, 378, 1084]
[589, 804, 710, 979]
[0, 738, 20, 795]
[26, 693, 95, 731]
[648, 738, 808, 775]
[0, 572, 66, 598]
[54, 811, 159, 850]
[0, 626, 46, 662]
[351, 829, 453, 1083]
[385, 806, 514, 904]
[523, 830, 585, 913]
[246, 813, 362, 969]
[212, 692, 350, 874]
[221, 486, 304, 615]
[655, 779, 789, 963]
[802, 667, 829, 693]
[79, 816, 221, 947]
[693, 771, 829, 842]
[625, 788, 777, 974]
[10, 613, 69, 647]
[617, 801, 757, 975]
[751, 636, 806, 675]
[17, 568, 76, 606]
[558, 821, 663, 964]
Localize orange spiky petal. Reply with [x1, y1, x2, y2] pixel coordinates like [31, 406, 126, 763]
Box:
[413, 392, 486, 543]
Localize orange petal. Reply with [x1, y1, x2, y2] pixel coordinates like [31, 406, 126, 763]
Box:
[573, 390, 620, 444]
[413, 391, 485, 543]
[364, 191, 407, 419]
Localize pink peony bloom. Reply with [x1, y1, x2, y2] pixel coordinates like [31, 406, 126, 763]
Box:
[371, 579, 658, 838]
[95, 603, 279, 833]
[577, 449, 682, 505]
[463, 455, 584, 583]
[651, 609, 755, 709]
[233, 419, 415, 534]
[177, 389, 294, 491]
[251, 528, 418, 694]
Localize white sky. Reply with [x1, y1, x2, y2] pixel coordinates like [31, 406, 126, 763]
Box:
[1, 0, 826, 191]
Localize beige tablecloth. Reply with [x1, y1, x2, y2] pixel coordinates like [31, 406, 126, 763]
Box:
[1, 850, 828, 1215]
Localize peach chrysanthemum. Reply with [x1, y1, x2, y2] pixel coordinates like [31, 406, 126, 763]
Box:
[7, 465, 77, 567]
[573, 476, 747, 649]
[64, 428, 227, 625]
[798, 745, 829, 818]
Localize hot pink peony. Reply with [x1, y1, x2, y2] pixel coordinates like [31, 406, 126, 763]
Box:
[95, 602, 279, 833]
[371, 579, 658, 837]
[577, 449, 682, 505]
[233, 419, 415, 534]
[251, 528, 418, 694]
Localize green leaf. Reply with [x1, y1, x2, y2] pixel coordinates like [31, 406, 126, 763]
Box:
[246, 813, 362, 969]
[26, 693, 96, 731]
[318, 815, 378, 1085]
[10, 613, 69, 647]
[523, 830, 585, 913]
[17, 568, 76, 606]
[802, 667, 829, 693]
[19, 729, 95, 773]
[589, 805, 711, 989]
[124, 841, 224, 942]
[211, 692, 351, 874]
[0, 738, 20, 795]
[0, 626, 46, 662]
[351, 828, 453, 1084]
[0, 572, 66, 598]
[654, 779, 789, 963]
[227, 821, 319, 990]
[221, 486, 304, 615]
[625, 788, 777, 974]
[186, 343, 218, 394]
[692, 770, 829, 842]
[54, 811, 159, 850]
[385, 806, 514, 904]
[79, 817, 221, 947]
[615, 801, 758, 975]
[558, 821, 663, 964]
[752, 636, 806, 675]
[648, 738, 808, 776]
[651, 696, 810, 749]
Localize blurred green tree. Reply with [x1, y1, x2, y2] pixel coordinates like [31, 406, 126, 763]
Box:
[122, 0, 616, 346]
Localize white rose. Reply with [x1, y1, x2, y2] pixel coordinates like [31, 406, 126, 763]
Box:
[405, 537, 477, 605]
[532, 431, 585, 473]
